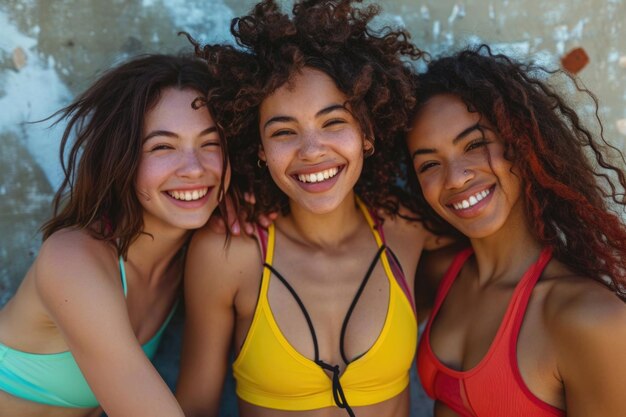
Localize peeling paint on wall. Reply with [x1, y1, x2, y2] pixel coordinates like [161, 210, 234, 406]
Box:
[1, 0, 624, 292]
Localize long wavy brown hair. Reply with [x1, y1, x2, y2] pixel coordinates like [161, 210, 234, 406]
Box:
[41, 54, 230, 258]
[406, 45, 626, 297]
[189, 0, 424, 217]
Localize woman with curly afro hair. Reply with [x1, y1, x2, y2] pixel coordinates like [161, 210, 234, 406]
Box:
[407, 46, 626, 416]
[176, 1, 448, 416]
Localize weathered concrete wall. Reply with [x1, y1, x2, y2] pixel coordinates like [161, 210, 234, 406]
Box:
[3, 0, 625, 302]
[1, 1, 624, 416]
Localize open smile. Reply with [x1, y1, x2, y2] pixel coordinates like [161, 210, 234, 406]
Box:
[294, 166, 343, 184]
[166, 187, 211, 201]
[448, 185, 494, 211]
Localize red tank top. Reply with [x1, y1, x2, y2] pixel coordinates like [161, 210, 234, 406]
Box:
[416, 247, 565, 417]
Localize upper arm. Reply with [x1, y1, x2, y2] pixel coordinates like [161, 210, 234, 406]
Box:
[176, 229, 257, 417]
[551, 286, 626, 417]
[35, 234, 183, 417]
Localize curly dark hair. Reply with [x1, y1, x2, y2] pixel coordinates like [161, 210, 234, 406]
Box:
[41, 54, 230, 258]
[405, 45, 626, 297]
[189, 0, 424, 217]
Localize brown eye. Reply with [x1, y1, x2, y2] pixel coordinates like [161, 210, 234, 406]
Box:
[418, 161, 439, 174]
[271, 129, 295, 138]
[323, 119, 345, 128]
[202, 140, 221, 148]
[150, 144, 174, 152]
[466, 138, 490, 151]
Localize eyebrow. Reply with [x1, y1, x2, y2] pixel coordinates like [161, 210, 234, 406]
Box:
[262, 103, 349, 130]
[411, 123, 483, 159]
[143, 126, 218, 142]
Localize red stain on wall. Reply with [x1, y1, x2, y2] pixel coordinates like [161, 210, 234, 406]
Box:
[561, 47, 589, 74]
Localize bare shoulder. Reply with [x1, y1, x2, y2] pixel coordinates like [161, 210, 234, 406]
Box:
[34, 228, 119, 302]
[378, 205, 429, 244]
[185, 225, 263, 293]
[32, 229, 133, 346]
[543, 272, 626, 346]
[380, 204, 454, 251]
[540, 268, 626, 413]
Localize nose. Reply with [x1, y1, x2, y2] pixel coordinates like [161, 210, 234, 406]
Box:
[444, 162, 474, 190]
[297, 130, 326, 161]
[176, 149, 206, 178]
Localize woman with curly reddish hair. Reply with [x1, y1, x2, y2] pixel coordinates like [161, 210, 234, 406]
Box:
[176, 1, 446, 416]
[407, 46, 626, 416]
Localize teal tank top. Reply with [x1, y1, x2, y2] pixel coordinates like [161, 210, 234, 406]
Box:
[0, 257, 178, 408]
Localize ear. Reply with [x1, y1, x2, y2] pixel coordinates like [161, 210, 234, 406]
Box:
[363, 135, 375, 158]
[258, 145, 266, 161]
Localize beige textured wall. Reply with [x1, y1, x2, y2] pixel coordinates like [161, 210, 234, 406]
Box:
[1, 0, 625, 302]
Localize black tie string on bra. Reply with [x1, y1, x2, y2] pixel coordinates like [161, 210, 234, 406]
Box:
[263, 244, 386, 417]
[315, 360, 356, 417]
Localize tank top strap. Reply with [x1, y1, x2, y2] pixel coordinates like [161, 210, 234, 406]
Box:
[256, 223, 269, 260]
[258, 223, 276, 298]
[429, 248, 474, 320]
[508, 247, 553, 336]
[356, 197, 385, 248]
[355, 198, 417, 315]
[118, 256, 128, 297]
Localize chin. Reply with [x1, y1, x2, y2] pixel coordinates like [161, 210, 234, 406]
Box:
[298, 198, 343, 215]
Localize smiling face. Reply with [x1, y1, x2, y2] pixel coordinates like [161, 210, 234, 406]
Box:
[406, 94, 524, 239]
[258, 67, 370, 214]
[135, 87, 229, 233]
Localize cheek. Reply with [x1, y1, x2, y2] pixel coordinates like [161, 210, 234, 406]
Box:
[337, 130, 365, 155]
[417, 175, 439, 206]
[201, 151, 225, 172]
[134, 160, 152, 194]
[263, 143, 291, 173]
[134, 157, 171, 194]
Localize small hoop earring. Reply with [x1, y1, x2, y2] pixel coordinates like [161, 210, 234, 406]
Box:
[257, 159, 267, 169]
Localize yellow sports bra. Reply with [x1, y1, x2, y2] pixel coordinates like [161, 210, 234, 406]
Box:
[232, 201, 418, 415]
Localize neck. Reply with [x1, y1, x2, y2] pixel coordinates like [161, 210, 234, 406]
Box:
[279, 192, 364, 250]
[470, 208, 543, 287]
[125, 223, 190, 285]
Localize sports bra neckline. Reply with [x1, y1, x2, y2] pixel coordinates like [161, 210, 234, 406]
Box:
[261, 245, 394, 381]
[117, 256, 179, 347]
[424, 247, 553, 377]
[259, 199, 400, 376]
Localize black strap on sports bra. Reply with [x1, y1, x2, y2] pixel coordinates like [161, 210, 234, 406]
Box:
[262, 244, 386, 417]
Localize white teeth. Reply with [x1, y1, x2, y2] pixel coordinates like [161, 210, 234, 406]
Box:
[297, 167, 339, 183]
[452, 188, 491, 210]
[168, 188, 208, 201]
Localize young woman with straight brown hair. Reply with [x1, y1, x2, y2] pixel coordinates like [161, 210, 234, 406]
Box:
[0, 54, 230, 417]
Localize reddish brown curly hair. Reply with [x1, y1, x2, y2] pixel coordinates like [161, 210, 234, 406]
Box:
[406, 45, 626, 297]
[189, 0, 424, 217]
